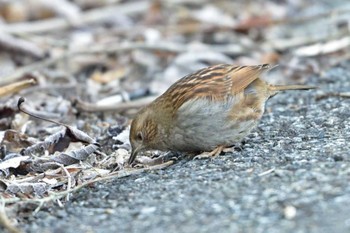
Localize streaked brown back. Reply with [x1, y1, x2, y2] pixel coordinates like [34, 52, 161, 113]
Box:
[155, 64, 271, 114]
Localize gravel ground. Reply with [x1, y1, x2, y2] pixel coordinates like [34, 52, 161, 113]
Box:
[21, 63, 350, 233]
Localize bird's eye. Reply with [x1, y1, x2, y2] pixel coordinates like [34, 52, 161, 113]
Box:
[136, 132, 143, 141]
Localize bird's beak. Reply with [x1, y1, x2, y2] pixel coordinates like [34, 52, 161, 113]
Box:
[128, 146, 141, 165]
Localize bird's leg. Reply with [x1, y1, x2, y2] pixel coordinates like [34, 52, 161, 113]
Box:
[194, 145, 225, 159]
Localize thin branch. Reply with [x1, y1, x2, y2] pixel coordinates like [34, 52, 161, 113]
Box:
[74, 96, 156, 113]
[0, 199, 22, 233]
[316, 92, 350, 100]
[0, 56, 66, 86]
[17, 97, 66, 126]
[258, 168, 275, 177]
[60, 165, 72, 202]
[0, 79, 36, 97]
[0, 33, 46, 59]
[293, 36, 350, 57]
[267, 22, 350, 51]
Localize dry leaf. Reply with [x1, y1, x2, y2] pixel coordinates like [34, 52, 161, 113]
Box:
[1, 180, 50, 196]
[0, 156, 29, 170]
[1, 130, 36, 153]
[51, 144, 99, 165]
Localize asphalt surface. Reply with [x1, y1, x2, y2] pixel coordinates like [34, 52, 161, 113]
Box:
[21, 64, 350, 233]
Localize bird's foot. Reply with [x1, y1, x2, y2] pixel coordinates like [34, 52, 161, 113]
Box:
[194, 145, 225, 160]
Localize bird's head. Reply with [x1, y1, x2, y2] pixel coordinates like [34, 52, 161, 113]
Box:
[128, 109, 159, 164]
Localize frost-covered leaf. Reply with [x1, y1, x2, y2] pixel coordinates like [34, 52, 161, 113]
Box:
[21, 126, 98, 156]
[51, 144, 99, 165]
[1, 180, 50, 196]
[0, 155, 29, 170]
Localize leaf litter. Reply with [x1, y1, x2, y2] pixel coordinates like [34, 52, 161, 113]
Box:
[0, 96, 173, 213]
[0, 0, 349, 232]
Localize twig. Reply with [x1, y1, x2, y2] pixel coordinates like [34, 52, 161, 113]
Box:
[293, 36, 350, 57]
[0, 1, 150, 35]
[33, 202, 44, 216]
[268, 31, 348, 51]
[0, 198, 22, 233]
[316, 92, 350, 100]
[0, 56, 65, 85]
[0, 33, 46, 59]
[35, 0, 81, 26]
[334, 92, 350, 98]
[258, 168, 275, 177]
[75, 96, 156, 113]
[17, 97, 63, 123]
[56, 199, 64, 208]
[0, 79, 36, 97]
[3, 161, 174, 205]
[60, 165, 72, 202]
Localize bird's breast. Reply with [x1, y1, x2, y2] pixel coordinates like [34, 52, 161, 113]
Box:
[165, 95, 265, 152]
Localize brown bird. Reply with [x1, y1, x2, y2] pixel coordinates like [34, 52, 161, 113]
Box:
[128, 64, 315, 164]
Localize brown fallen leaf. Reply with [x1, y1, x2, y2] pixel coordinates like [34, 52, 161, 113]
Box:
[1, 130, 36, 153]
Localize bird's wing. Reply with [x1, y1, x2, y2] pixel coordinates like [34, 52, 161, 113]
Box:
[155, 64, 271, 113]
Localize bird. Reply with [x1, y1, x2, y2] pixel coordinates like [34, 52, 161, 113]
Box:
[128, 64, 315, 164]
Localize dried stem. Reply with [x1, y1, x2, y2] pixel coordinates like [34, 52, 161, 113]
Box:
[0, 56, 66, 86]
[0, 79, 36, 97]
[17, 97, 67, 127]
[60, 165, 72, 202]
[0, 33, 46, 59]
[316, 92, 350, 100]
[75, 96, 156, 113]
[258, 168, 276, 177]
[0, 199, 22, 233]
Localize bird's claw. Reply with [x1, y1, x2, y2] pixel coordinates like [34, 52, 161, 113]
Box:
[193, 146, 224, 160]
